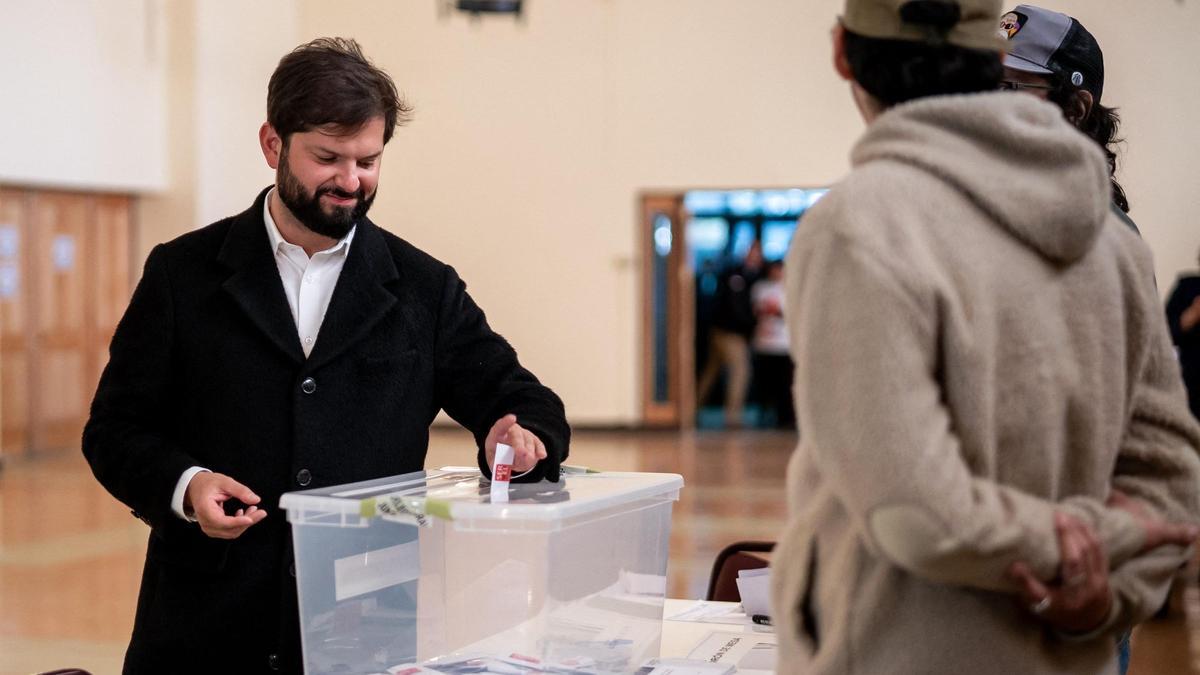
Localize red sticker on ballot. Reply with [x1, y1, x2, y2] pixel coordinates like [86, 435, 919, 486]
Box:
[494, 464, 512, 481]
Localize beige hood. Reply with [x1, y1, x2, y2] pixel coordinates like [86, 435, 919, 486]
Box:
[851, 91, 1112, 265]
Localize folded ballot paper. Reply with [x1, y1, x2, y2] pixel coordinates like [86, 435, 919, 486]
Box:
[734, 567, 771, 620]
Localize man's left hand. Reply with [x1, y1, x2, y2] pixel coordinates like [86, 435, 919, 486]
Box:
[485, 414, 547, 475]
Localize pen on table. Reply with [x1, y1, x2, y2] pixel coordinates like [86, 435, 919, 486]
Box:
[752, 614, 772, 626]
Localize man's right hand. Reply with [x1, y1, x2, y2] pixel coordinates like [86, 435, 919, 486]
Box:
[184, 472, 267, 539]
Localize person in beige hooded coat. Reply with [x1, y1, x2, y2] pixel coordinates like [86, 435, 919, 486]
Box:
[770, 1, 1200, 673]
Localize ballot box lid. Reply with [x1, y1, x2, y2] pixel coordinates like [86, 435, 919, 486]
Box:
[279, 467, 683, 529]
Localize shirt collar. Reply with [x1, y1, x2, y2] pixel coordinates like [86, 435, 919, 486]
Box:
[263, 187, 357, 257]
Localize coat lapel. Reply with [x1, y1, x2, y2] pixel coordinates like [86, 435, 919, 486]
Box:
[304, 218, 399, 371]
[216, 188, 306, 365]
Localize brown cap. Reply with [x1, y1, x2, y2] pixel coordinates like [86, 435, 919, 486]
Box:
[843, 0, 1007, 51]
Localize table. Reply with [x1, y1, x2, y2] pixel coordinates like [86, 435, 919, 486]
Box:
[660, 598, 778, 675]
[661, 599, 753, 656]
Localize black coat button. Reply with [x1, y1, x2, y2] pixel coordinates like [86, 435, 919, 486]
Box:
[267, 653, 280, 670]
[300, 377, 317, 394]
[289, 562, 296, 578]
[296, 468, 312, 487]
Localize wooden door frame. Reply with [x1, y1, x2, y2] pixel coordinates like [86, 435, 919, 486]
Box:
[639, 193, 693, 428]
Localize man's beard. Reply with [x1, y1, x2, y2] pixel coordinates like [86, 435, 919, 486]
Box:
[276, 147, 375, 240]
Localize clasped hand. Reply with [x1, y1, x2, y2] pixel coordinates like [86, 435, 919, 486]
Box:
[1006, 491, 1199, 634]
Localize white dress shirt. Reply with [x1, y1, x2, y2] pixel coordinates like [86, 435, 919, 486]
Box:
[170, 188, 355, 520]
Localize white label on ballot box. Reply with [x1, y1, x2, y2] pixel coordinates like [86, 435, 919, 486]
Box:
[333, 539, 420, 602]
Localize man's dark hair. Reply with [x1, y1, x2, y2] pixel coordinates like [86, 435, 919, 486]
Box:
[1044, 71, 1129, 213]
[267, 37, 413, 145]
[842, 29, 1003, 107]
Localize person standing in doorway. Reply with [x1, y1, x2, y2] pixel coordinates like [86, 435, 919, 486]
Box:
[751, 260, 795, 429]
[696, 240, 764, 429]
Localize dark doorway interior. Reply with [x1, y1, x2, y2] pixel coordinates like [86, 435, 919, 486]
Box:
[685, 188, 827, 429]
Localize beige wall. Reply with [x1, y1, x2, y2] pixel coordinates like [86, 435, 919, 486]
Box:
[294, 0, 862, 424]
[294, 0, 1200, 423]
[136, 0, 196, 258]
[193, 0, 300, 227]
[5, 0, 1200, 425]
[0, 0, 169, 191]
[136, 0, 300, 263]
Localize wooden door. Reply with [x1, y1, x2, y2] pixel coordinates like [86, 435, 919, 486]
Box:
[0, 187, 135, 458]
[31, 192, 92, 451]
[0, 189, 32, 455]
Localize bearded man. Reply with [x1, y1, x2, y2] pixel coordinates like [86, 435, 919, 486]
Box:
[83, 37, 569, 674]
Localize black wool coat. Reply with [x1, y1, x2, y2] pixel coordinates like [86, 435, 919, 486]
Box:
[82, 188, 570, 674]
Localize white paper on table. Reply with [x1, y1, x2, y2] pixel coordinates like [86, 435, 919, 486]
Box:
[665, 601, 747, 625]
[735, 567, 771, 618]
[686, 630, 777, 674]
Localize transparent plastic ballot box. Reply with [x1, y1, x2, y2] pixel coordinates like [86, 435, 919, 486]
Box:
[279, 468, 684, 674]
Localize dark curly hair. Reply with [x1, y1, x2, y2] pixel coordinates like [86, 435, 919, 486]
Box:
[267, 37, 413, 145]
[1045, 71, 1129, 213]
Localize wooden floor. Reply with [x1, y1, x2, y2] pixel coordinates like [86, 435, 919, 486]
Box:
[0, 429, 1195, 674]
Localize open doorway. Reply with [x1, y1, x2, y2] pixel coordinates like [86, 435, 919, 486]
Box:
[640, 188, 827, 429]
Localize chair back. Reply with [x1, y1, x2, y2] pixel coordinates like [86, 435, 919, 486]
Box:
[706, 540, 775, 602]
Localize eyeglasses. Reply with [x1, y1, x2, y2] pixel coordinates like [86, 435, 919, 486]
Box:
[999, 80, 1055, 92]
